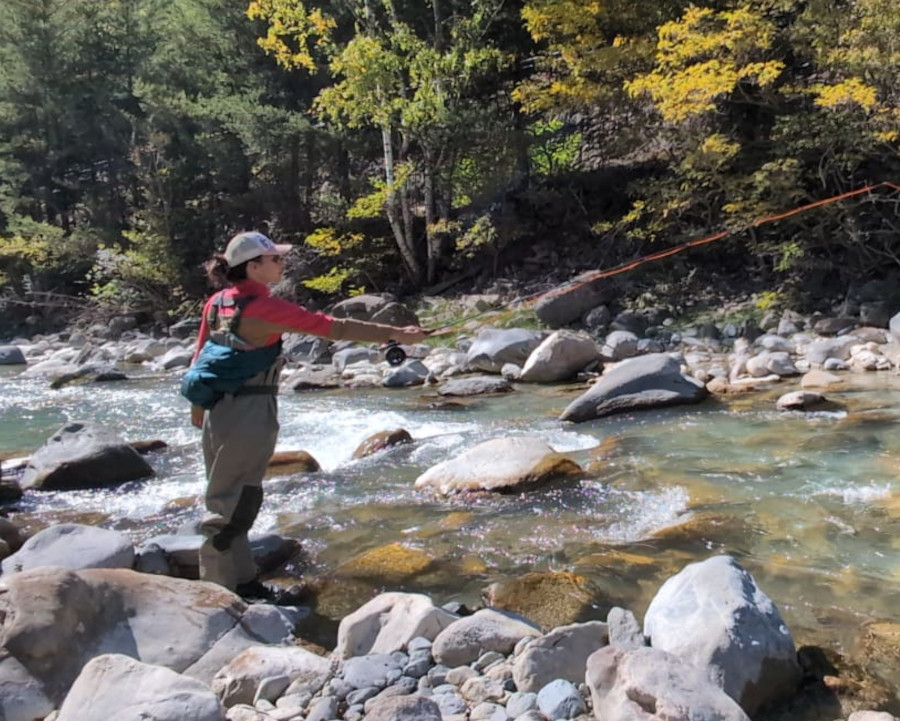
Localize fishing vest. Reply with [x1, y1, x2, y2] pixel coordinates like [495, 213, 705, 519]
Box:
[180, 291, 283, 409]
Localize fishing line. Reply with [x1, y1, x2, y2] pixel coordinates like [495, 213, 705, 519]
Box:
[426, 180, 900, 337]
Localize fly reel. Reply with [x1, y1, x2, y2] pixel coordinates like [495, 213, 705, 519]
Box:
[382, 341, 407, 367]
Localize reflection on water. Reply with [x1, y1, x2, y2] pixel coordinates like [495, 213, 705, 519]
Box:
[3, 365, 900, 655]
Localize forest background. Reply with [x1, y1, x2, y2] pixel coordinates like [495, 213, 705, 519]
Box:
[1, 0, 899, 333]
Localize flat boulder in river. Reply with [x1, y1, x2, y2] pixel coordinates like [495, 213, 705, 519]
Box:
[414, 437, 581, 494]
[559, 353, 708, 422]
[20, 421, 154, 491]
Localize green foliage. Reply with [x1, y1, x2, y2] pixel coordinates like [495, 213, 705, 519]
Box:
[301, 266, 358, 295]
[88, 227, 185, 309]
[755, 290, 783, 311]
[301, 227, 368, 296]
[456, 215, 499, 259]
[527, 120, 581, 175]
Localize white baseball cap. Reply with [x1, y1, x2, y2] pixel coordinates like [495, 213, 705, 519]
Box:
[224, 231, 292, 267]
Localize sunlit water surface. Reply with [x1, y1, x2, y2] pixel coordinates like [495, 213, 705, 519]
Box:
[3, 364, 900, 660]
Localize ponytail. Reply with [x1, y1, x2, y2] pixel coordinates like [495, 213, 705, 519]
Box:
[204, 253, 249, 289]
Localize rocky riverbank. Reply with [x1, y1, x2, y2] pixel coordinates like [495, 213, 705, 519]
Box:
[1, 547, 895, 721]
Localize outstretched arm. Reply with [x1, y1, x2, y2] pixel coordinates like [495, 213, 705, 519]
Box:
[328, 318, 429, 345]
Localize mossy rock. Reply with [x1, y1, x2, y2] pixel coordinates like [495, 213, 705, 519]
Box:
[765, 645, 899, 721]
[649, 511, 750, 549]
[335, 542, 434, 584]
[484, 570, 598, 631]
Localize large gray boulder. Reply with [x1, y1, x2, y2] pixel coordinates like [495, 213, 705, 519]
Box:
[414, 437, 581, 495]
[466, 328, 546, 373]
[520, 330, 602, 383]
[431, 608, 541, 666]
[1, 523, 134, 574]
[512, 620, 608, 692]
[560, 353, 707, 422]
[586, 645, 750, 721]
[643, 555, 800, 716]
[329, 293, 394, 320]
[56, 654, 225, 721]
[21, 422, 154, 490]
[534, 277, 609, 328]
[211, 646, 331, 708]
[336, 592, 458, 659]
[0, 346, 26, 365]
[0, 566, 298, 714]
[805, 336, 858, 365]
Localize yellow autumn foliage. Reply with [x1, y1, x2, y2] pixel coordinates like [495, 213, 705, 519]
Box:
[813, 78, 878, 110]
[246, 0, 335, 72]
[626, 6, 784, 124]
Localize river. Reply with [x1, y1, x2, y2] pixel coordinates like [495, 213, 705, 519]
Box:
[2, 363, 900, 667]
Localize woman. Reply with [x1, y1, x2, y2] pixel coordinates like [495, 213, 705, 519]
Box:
[190, 230, 427, 601]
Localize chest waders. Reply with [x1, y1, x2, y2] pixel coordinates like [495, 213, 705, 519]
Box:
[199, 292, 283, 591]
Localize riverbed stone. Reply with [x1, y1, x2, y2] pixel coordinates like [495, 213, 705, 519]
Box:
[586, 645, 751, 721]
[414, 437, 582, 494]
[266, 450, 321, 475]
[284, 364, 342, 390]
[336, 543, 434, 584]
[520, 330, 601, 383]
[534, 278, 609, 328]
[184, 604, 304, 683]
[20, 421, 154, 490]
[559, 353, 708, 422]
[484, 571, 595, 630]
[0, 566, 257, 707]
[806, 336, 858, 365]
[383, 360, 430, 387]
[336, 592, 458, 660]
[438, 376, 513, 396]
[643, 555, 800, 715]
[801, 368, 844, 388]
[536, 678, 586, 720]
[1, 523, 134, 574]
[364, 694, 442, 721]
[212, 646, 332, 708]
[512, 620, 608, 692]
[333, 347, 379, 372]
[601, 330, 639, 361]
[352, 429, 414, 459]
[56, 653, 225, 721]
[776, 390, 828, 411]
[431, 608, 541, 667]
[466, 328, 546, 373]
[341, 654, 404, 690]
[0, 655, 54, 721]
[0, 346, 26, 365]
[607, 607, 645, 649]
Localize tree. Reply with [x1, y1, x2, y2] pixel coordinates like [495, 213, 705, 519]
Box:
[249, 0, 513, 286]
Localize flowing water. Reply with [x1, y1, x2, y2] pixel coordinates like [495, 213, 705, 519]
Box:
[3, 363, 900, 663]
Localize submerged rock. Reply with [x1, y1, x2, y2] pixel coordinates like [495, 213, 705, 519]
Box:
[352, 429, 413, 459]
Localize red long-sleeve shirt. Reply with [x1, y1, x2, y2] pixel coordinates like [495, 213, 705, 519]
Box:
[193, 280, 333, 361]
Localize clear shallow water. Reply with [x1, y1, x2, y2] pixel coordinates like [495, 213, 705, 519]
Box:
[3, 364, 900, 659]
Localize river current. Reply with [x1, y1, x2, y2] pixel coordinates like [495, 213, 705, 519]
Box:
[2, 363, 900, 665]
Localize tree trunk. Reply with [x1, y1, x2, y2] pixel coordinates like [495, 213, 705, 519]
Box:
[382, 125, 422, 283]
[423, 149, 439, 285]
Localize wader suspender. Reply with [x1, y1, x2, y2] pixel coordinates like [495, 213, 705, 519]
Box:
[207, 292, 280, 396]
[207, 291, 256, 343]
